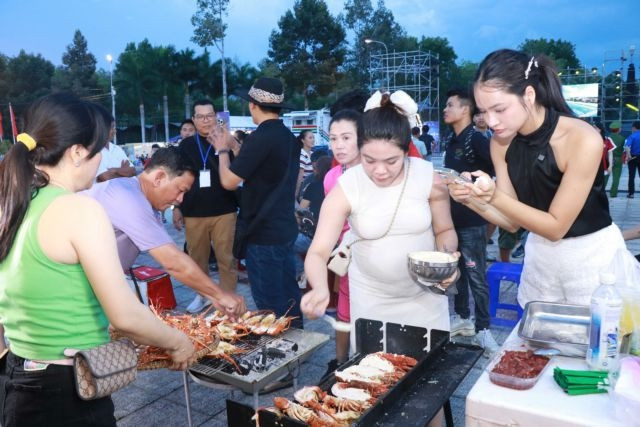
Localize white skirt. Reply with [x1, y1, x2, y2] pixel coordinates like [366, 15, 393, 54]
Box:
[518, 223, 631, 306]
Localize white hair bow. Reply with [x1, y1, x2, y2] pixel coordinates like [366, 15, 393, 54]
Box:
[364, 90, 422, 128]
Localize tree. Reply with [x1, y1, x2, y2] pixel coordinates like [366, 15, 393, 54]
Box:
[172, 48, 201, 118]
[56, 30, 98, 95]
[518, 38, 581, 71]
[417, 36, 462, 118]
[4, 50, 54, 104]
[269, 0, 346, 109]
[342, 0, 406, 89]
[113, 39, 169, 139]
[0, 53, 8, 101]
[191, 0, 230, 111]
[419, 37, 457, 80]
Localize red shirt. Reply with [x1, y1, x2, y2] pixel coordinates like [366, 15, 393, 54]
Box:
[602, 137, 615, 169]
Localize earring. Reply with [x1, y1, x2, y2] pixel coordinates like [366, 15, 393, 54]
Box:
[74, 161, 81, 167]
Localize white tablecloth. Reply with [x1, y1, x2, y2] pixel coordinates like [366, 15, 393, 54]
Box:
[465, 327, 625, 427]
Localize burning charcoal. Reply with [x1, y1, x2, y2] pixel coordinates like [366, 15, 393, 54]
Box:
[266, 347, 287, 359]
[236, 359, 252, 375]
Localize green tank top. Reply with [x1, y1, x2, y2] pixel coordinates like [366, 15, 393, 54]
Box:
[0, 186, 109, 360]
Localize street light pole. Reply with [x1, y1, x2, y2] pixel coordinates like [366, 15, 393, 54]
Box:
[106, 54, 117, 144]
[364, 38, 390, 91]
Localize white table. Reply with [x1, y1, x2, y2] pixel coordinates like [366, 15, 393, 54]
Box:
[465, 328, 624, 427]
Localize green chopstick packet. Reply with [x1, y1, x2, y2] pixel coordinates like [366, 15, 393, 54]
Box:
[553, 367, 610, 395]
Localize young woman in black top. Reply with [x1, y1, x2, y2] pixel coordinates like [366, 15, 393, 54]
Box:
[448, 49, 629, 307]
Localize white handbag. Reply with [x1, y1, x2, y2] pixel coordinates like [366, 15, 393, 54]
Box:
[327, 241, 352, 277]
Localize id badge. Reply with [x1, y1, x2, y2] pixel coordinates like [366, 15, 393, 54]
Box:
[199, 170, 211, 188]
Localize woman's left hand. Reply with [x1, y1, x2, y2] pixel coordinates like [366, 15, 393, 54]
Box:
[439, 251, 461, 290]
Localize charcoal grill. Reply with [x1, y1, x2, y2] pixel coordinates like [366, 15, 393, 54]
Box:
[183, 328, 329, 425]
[226, 318, 483, 427]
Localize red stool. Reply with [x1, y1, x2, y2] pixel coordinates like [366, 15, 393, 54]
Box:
[130, 266, 177, 310]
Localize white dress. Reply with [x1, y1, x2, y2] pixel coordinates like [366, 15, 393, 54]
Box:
[338, 157, 450, 351]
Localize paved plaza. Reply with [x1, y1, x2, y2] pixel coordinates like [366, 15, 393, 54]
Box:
[112, 156, 640, 426]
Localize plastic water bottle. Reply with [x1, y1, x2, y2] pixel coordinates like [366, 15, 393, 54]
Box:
[586, 273, 622, 371]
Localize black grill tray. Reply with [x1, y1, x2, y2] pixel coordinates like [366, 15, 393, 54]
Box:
[226, 319, 483, 426]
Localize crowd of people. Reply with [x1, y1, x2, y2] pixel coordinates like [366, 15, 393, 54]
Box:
[2, 47, 640, 425]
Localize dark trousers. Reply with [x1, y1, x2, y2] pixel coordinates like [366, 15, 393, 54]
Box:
[0, 352, 116, 427]
[246, 240, 303, 329]
[453, 225, 491, 332]
[628, 156, 640, 195]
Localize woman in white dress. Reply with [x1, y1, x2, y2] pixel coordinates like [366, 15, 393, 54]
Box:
[302, 91, 458, 426]
[303, 93, 458, 325]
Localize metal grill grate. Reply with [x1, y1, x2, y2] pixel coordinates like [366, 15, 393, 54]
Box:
[190, 333, 282, 377]
[187, 328, 329, 394]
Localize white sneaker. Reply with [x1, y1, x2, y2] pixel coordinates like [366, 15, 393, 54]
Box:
[186, 295, 212, 313]
[450, 314, 476, 337]
[473, 328, 500, 357]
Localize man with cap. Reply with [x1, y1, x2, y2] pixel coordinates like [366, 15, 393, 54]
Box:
[608, 121, 625, 197]
[208, 77, 303, 327]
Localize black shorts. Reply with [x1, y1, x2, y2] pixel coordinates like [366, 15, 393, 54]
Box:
[0, 351, 116, 427]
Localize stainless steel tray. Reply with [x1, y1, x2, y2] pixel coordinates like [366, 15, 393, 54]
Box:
[517, 301, 590, 357]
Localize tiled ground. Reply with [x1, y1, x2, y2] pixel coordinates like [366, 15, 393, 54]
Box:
[113, 156, 640, 426]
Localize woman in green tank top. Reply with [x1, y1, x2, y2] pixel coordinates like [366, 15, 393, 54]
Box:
[0, 93, 197, 426]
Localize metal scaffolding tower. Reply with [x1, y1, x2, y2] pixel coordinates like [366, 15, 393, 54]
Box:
[368, 50, 440, 123]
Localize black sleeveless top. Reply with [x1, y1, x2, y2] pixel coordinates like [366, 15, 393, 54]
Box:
[505, 108, 611, 238]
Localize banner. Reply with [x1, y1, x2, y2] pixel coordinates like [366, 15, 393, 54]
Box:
[562, 83, 599, 118]
[9, 103, 18, 142]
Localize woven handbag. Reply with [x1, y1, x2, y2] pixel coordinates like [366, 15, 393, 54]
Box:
[71, 339, 137, 400]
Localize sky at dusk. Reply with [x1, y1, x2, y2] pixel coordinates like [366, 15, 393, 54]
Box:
[0, 0, 637, 75]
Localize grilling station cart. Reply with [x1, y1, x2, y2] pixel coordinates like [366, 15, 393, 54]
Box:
[226, 318, 484, 426]
[182, 328, 329, 426]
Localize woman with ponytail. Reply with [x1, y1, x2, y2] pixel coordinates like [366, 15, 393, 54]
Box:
[0, 93, 195, 426]
[447, 49, 630, 307]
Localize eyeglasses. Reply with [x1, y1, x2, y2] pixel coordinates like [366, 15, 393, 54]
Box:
[194, 113, 216, 121]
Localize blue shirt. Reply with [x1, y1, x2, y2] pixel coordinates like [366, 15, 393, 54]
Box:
[625, 130, 640, 155]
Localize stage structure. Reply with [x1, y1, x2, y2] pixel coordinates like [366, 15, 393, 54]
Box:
[368, 50, 440, 123]
[601, 49, 628, 124]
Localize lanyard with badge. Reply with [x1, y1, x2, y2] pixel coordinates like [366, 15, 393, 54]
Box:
[195, 133, 212, 188]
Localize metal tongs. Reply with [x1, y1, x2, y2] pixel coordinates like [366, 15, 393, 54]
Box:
[322, 314, 351, 332]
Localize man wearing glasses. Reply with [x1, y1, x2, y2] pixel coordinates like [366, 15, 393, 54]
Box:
[173, 99, 238, 312]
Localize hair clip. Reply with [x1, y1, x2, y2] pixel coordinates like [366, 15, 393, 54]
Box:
[17, 133, 37, 151]
[524, 56, 538, 80]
